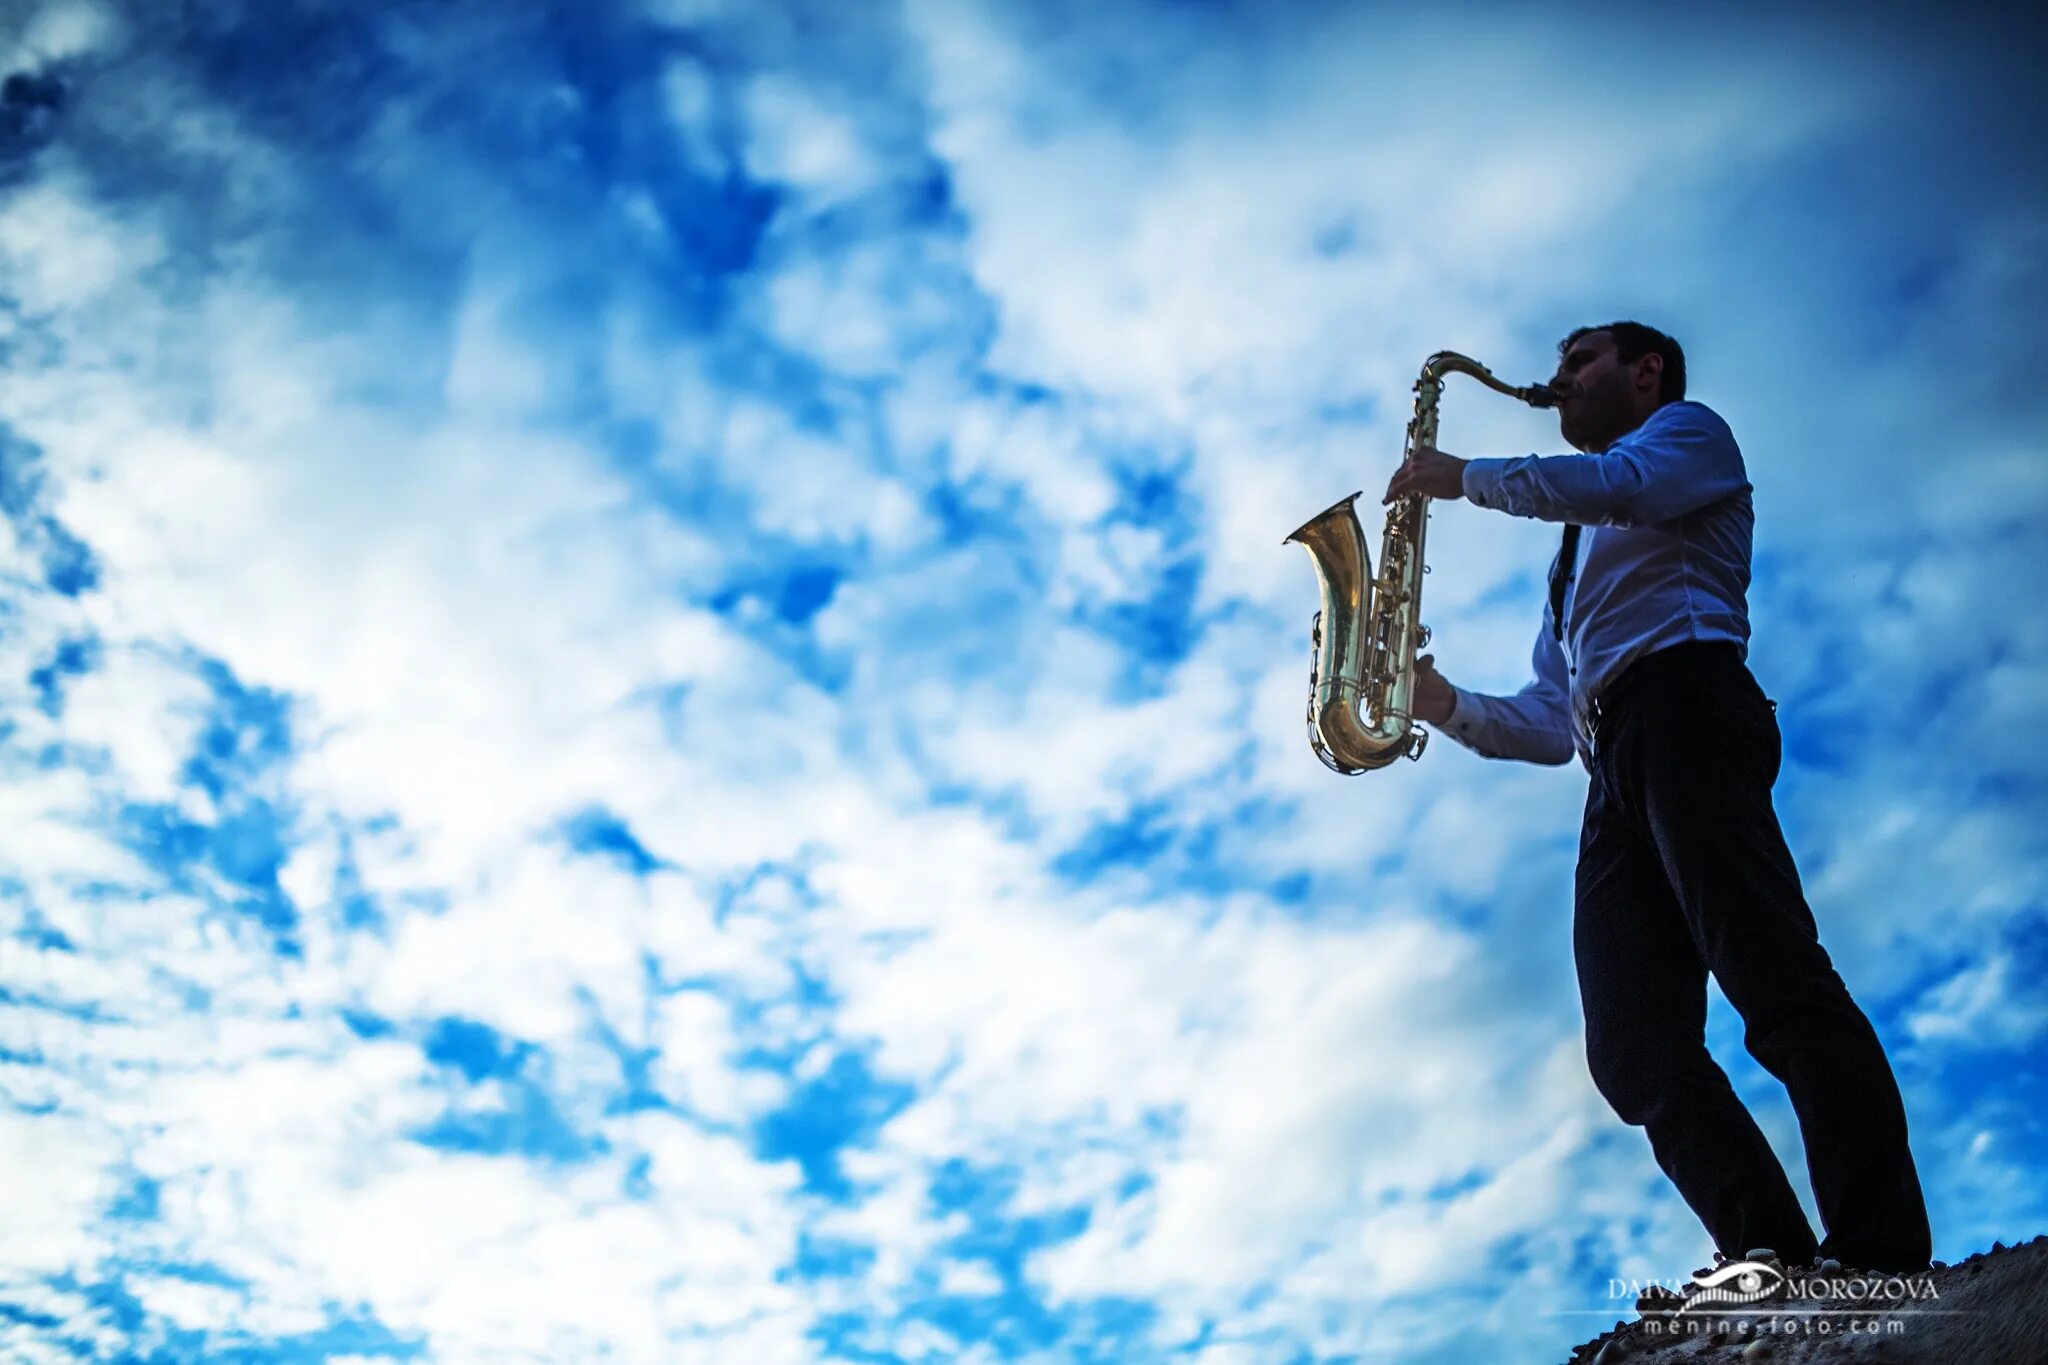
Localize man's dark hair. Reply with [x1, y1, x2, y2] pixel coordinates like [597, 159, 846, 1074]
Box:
[1560, 321, 1686, 406]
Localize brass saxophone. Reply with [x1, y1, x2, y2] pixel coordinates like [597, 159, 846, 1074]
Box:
[1285, 352, 1557, 773]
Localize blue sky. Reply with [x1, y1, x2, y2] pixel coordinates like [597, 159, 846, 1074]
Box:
[1, 0, 2044, 1360]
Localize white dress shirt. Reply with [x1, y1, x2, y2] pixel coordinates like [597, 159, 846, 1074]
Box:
[1435, 399, 1756, 771]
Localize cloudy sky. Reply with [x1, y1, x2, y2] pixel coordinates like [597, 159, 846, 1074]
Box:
[1, 0, 2044, 1360]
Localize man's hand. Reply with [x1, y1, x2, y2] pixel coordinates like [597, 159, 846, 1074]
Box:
[1411, 652, 1456, 725]
[1382, 445, 1468, 505]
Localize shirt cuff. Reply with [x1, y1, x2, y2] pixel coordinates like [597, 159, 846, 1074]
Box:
[1442, 686, 1484, 737]
[1437, 686, 1501, 758]
[1461, 458, 1506, 509]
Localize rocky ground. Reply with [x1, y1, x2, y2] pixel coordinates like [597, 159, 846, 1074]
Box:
[1563, 1236, 2048, 1364]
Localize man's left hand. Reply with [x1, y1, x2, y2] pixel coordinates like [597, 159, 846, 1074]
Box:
[1382, 445, 1468, 505]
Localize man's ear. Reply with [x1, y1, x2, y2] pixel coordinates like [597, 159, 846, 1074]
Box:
[1634, 352, 1663, 391]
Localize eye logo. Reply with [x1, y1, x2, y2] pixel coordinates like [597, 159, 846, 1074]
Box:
[1676, 1260, 1785, 1314]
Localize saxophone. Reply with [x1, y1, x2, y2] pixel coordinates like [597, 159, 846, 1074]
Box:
[1285, 352, 1557, 773]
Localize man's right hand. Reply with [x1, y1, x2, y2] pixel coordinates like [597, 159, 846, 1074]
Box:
[1412, 652, 1456, 725]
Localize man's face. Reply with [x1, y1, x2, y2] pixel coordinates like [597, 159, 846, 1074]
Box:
[1549, 331, 1643, 453]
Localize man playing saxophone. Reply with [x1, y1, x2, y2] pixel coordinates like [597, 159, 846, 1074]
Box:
[1378, 321, 1933, 1279]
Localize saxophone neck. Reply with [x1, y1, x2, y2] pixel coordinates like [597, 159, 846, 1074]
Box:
[1419, 350, 1560, 409]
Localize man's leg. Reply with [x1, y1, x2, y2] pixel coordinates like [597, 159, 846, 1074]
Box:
[1618, 648, 1931, 1272]
[1575, 761, 1821, 1264]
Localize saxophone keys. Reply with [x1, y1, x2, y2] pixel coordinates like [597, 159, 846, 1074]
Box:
[1415, 624, 1431, 648]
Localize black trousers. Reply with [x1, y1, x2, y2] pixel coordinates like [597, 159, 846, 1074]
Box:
[1576, 640, 1931, 1272]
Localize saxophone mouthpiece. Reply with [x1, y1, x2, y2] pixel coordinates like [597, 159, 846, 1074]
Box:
[1526, 383, 1562, 409]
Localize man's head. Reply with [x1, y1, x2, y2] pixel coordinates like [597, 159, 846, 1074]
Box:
[1549, 321, 1686, 453]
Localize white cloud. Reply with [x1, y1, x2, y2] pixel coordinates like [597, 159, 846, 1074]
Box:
[14, 2, 123, 62]
[0, 1106, 119, 1278]
[741, 77, 883, 206]
[1907, 951, 2048, 1049]
[0, 181, 162, 314]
